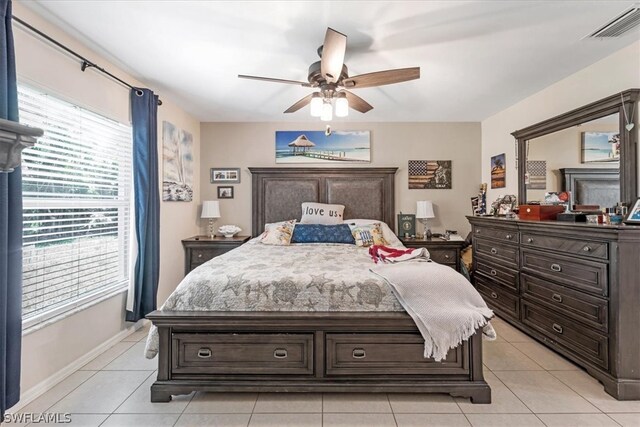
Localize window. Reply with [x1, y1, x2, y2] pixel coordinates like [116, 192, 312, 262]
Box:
[18, 85, 133, 329]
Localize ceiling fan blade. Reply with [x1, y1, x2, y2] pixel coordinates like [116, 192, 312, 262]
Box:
[320, 28, 347, 84]
[284, 94, 314, 113]
[341, 90, 373, 113]
[342, 67, 420, 89]
[238, 74, 312, 87]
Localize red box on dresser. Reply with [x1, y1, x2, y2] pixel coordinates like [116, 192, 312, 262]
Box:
[518, 204, 565, 221]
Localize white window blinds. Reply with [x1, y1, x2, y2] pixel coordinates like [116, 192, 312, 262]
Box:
[18, 85, 133, 328]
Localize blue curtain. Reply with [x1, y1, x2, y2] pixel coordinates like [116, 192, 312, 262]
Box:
[126, 89, 160, 322]
[0, 0, 21, 418]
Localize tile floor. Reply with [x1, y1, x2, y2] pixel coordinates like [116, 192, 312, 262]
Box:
[4, 317, 640, 427]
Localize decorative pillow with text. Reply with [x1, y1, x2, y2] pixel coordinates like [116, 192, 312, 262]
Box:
[300, 202, 345, 225]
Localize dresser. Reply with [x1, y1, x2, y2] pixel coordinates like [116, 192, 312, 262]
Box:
[400, 237, 465, 273]
[467, 216, 640, 400]
[182, 236, 251, 275]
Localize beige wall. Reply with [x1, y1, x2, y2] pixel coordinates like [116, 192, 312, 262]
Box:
[200, 122, 481, 236]
[527, 118, 619, 201]
[14, 3, 200, 394]
[481, 40, 640, 204]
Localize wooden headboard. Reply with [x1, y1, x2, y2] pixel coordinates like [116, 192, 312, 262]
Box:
[249, 167, 397, 236]
[560, 168, 619, 208]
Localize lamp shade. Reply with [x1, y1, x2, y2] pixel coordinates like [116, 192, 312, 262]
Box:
[416, 200, 435, 219]
[335, 92, 349, 117]
[201, 200, 221, 218]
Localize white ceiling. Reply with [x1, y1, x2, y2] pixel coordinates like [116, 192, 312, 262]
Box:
[21, 1, 640, 122]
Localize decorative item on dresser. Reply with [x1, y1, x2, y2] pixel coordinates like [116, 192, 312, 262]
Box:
[400, 236, 464, 273]
[467, 215, 640, 400]
[182, 235, 250, 275]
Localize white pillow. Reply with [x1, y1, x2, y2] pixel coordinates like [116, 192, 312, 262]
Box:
[347, 219, 404, 248]
[300, 202, 345, 225]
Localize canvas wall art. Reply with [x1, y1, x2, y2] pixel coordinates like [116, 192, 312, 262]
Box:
[408, 160, 452, 189]
[490, 153, 506, 189]
[162, 121, 194, 201]
[581, 132, 620, 163]
[526, 160, 546, 190]
[275, 130, 370, 163]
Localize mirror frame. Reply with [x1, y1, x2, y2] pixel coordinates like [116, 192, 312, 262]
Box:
[512, 89, 639, 207]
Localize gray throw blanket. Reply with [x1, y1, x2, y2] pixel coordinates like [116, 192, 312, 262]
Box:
[371, 261, 495, 361]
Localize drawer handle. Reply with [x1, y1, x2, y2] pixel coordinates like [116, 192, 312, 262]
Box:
[583, 246, 592, 252]
[551, 294, 562, 302]
[197, 348, 212, 359]
[490, 292, 498, 299]
[490, 269, 497, 276]
[352, 348, 366, 359]
[490, 248, 498, 254]
[444, 254, 450, 259]
[476, 229, 481, 233]
[552, 323, 564, 334]
[506, 234, 513, 240]
[197, 254, 203, 258]
[550, 263, 562, 272]
[551, 293, 563, 303]
[273, 348, 288, 359]
[527, 238, 534, 243]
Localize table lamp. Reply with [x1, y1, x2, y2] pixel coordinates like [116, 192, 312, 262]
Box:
[201, 201, 221, 238]
[416, 200, 435, 239]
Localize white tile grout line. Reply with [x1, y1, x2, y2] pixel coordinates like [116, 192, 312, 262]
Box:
[386, 394, 399, 427]
[171, 384, 196, 427]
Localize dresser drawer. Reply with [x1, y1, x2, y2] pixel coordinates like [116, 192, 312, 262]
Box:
[522, 274, 608, 332]
[473, 224, 518, 244]
[475, 275, 519, 321]
[325, 333, 467, 376]
[475, 260, 519, 292]
[429, 248, 458, 266]
[521, 233, 608, 260]
[521, 249, 607, 296]
[172, 333, 314, 376]
[475, 238, 519, 268]
[521, 301, 608, 370]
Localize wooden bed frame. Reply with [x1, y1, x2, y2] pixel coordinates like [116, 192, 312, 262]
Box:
[147, 167, 490, 403]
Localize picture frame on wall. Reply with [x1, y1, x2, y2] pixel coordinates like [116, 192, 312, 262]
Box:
[490, 153, 506, 189]
[211, 168, 241, 184]
[624, 198, 640, 224]
[581, 132, 620, 163]
[217, 186, 234, 199]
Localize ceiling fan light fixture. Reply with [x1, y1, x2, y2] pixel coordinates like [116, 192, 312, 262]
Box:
[321, 100, 333, 121]
[310, 92, 323, 117]
[335, 92, 349, 117]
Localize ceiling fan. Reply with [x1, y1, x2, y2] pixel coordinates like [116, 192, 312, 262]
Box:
[238, 28, 420, 120]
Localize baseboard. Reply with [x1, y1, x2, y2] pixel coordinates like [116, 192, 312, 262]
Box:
[10, 319, 148, 413]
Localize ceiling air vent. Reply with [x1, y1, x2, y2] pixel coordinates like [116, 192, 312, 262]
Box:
[587, 4, 640, 38]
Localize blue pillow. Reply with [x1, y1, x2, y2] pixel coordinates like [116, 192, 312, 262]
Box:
[291, 224, 356, 244]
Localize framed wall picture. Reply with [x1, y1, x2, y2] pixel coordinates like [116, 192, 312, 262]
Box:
[217, 186, 234, 199]
[408, 160, 452, 189]
[624, 198, 640, 224]
[490, 153, 506, 189]
[211, 168, 241, 184]
[162, 121, 194, 201]
[275, 130, 371, 163]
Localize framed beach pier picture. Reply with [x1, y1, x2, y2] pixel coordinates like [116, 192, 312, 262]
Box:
[275, 130, 370, 163]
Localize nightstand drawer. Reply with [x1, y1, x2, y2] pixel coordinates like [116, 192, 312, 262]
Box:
[182, 236, 251, 275]
[429, 248, 457, 265]
[191, 248, 228, 265]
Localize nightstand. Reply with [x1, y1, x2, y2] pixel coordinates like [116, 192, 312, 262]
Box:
[182, 235, 251, 275]
[399, 236, 465, 273]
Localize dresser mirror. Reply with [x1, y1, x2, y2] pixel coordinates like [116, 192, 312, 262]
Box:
[512, 89, 639, 208]
[525, 113, 620, 209]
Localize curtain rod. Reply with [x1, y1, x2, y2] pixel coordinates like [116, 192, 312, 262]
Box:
[12, 16, 163, 106]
